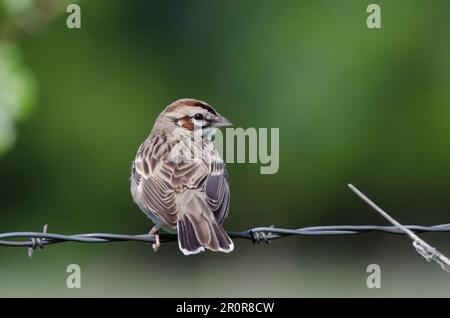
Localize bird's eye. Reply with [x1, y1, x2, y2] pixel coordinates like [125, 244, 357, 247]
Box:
[194, 113, 204, 120]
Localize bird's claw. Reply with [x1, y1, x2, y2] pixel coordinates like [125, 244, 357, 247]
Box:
[149, 225, 161, 252]
[152, 233, 161, 252]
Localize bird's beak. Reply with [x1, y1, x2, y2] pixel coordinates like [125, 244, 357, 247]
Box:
[212, 114, 233, 128]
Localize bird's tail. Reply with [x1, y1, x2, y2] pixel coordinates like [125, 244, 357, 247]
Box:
[177, 204, 234, 255]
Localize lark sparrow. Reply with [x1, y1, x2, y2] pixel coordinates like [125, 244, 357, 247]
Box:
[131, 98, 234, 255]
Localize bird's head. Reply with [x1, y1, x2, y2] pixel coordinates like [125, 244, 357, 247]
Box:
[155, 98, 232, 138]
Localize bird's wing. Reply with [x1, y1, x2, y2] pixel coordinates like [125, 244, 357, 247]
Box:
[131, 135, 179, 228]
[205, 166, 230, 225]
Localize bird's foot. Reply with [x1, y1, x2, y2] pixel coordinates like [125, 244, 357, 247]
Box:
[149, 225, 161, 252]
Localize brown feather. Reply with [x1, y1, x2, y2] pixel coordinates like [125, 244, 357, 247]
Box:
[178, 116, 194, 131]
[166, 98, 218, 115]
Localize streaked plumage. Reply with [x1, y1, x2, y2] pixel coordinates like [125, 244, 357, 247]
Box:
[131, 98, 234, 255]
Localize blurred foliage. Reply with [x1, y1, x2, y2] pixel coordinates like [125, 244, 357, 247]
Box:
[2, 0, 34, 16]
[0, 43, 37, 154]
[0, 0, 39, 155]
[0, 0, 450, 297]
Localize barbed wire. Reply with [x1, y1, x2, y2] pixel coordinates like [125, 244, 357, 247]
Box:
[1, 184, 449, 272]
[0, 223, 449, 251]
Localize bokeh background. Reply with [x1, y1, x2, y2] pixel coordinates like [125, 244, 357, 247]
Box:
[1, 0, 450, 297]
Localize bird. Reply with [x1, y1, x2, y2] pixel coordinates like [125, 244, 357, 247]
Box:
[131, 98, 234, 255]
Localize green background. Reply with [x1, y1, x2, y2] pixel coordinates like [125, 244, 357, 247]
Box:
[0, 0, 449, 297]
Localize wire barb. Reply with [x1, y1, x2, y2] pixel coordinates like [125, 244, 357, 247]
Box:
[250, 225, 274, 244]
[412, 241, 450, 272]
[28, 224, 48, 258]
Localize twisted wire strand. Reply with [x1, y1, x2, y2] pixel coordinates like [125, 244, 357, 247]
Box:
[0, 223, 449, 249]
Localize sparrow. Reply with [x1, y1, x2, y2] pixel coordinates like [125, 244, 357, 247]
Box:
[131, 98, 234, 255]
